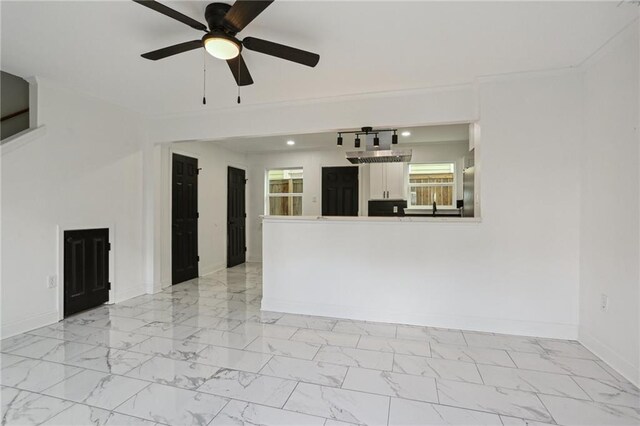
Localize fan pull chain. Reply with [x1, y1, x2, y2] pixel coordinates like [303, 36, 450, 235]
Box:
[237, 57, 242, 104]
[202, 50, 207, 105]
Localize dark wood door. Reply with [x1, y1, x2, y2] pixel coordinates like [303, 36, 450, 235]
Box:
[172, 153, 199, 284]
[227, 167, 246, 267]
[322, 166, 359, 216]
[64, 228, 110, 317]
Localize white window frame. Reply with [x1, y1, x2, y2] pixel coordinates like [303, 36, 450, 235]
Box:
[407, 162, 457, 209]
[265, 167, 304, 216]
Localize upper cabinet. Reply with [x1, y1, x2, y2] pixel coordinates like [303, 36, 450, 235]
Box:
[369, 163, 405, 199]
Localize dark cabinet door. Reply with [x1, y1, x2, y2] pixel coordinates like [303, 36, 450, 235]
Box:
[322, 166, 359, 216]
[227, 167, 246, 267]
[64, 228, 109, 317]
[172, 153, 199, 284]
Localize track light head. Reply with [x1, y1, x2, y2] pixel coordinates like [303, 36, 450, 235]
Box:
[373, 135, 380, 147]
[392, 131, 398, 145]
[337, 134, 343, 146]
[354, 136, 361, 148]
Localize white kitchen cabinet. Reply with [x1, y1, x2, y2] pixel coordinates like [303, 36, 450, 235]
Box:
[369, 163, 405, 199]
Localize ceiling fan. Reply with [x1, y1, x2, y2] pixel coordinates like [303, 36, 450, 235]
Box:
[133, 0, 320, 88]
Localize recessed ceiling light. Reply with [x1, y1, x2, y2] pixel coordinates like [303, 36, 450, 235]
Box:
[286, 140, 295, 146]
[401, 131, 411, 137]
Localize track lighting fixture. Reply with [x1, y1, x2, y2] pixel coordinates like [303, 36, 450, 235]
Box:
[335, 126, 399, 149]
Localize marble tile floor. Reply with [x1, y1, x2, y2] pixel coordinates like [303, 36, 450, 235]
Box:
[1, 262, 639, 425]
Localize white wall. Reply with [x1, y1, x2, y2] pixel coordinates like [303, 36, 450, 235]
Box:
[1, 79, 147, 337]
[262, 71, 583, 340]
[246, 141, 470, 261]
[156, 141, 247, 286]
[579, 23, 639, 385]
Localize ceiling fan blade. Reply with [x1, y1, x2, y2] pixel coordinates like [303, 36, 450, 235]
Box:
[242, 37, 319, 67]
[141, 40, 202, 60]
[226, 54, 254, 86]
[133, 0, 207, 31]
[223, 0, 273, 33]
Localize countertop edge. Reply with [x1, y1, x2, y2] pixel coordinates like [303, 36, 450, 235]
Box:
[260, 215, 482, 224]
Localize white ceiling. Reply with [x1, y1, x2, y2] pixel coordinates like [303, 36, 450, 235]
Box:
[1, 1, 637, 116]
[209, 123, 469, 153]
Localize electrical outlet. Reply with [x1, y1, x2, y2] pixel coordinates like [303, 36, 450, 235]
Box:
[47, 275, 57, 289]
[600, 293, 609, 311]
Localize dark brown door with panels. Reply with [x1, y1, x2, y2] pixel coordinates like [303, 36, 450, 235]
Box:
[227, 166, 246, 267]
[63, 228, 110, 317]
[172, 153, 199, 284]
[322, 166, 359, 216]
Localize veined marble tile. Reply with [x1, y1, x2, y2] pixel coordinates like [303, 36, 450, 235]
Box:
[128, 336, 208, 361]
[0, 353, 28, 368]
[537, 339, 599, 360]
[539, 394, 640, 425]
[210, 400, 326, 426]
[186, 329, 257, 349]
[437, 379, 554, 423]
[178, 315, 243, 331]
[84, 316, 152, 332]
[276, 314, 337, 331]
[290, 329, 360, 348]
[393, 354, 483, 384]
[73, 329, 150, 351]
[1, 334, 49, 353]
[115, 383, 227, 426]
[508, 351, 617, 380]
[245, 337, 321, 360]
[9, 337, 96, 363]
[1, 357, 82, 392]
[499, 415, 562, 426]
[478, 364, 590, 399]
[64, 346, 152, 375]
[194, 345, 271, 373]
[102, 305, 149, 319]
[1, 386, 73, 425]
[314, 345, 394, 370]
[28, 323, 96, 341]
[284, 382, 389, 425]
[430, 342, 516, 367]
[396, 325, 466, 345]
[42, 403, 158, 425]
[357, 335, 431, 357]
[324, 420, 358, 426]
[463, 332, 547, 354]
[125, 356, 221, 390]
[245, 311, 284, 324]
[596, 360, 633, 383]
[134, 309, 192, 323]
[332, 321, 397, 338]
[388, 397, 502, 425]
[342, 367, 438, 403]
[132, 321, 201, 340]
[196, 368, 297, 407]
[260, 356, 348, 387]
[572, 376, 640, 408]
[42, 369, 149, 410]
[231, 322, 299, 339]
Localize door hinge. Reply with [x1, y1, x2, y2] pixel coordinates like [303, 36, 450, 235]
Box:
[244, 247, 247, 252]
[244, 213, 247, 218]
[196, 212, 200, 218]
[107, 282, 111, 290]
[197, 255, 200, 261]
[197, 168, 202, 175]
[107, 242, 111, 251]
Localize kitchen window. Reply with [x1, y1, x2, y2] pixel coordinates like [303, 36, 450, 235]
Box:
[266, 168, 303, 215]
[408, 163, 455, 208]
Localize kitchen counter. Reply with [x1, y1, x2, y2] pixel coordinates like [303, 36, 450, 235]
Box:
[261, 215, 480, 223]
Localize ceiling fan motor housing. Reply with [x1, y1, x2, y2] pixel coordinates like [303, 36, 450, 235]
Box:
[205, 3, 233, 32]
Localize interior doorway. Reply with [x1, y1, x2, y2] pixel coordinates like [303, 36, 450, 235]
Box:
[227, 166, 246, 267]
[172, 153, 199, 284]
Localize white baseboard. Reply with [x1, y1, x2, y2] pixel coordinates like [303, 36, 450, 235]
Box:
[579, 329, 639, 387]
[200, 263, 226, 277]
[114, 286, 146, 304]
[261, 298, 578, 340]
[1, 311, 60, 339]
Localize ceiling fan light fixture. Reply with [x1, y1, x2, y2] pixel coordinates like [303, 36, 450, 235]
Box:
[204, 33, 241, 60]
